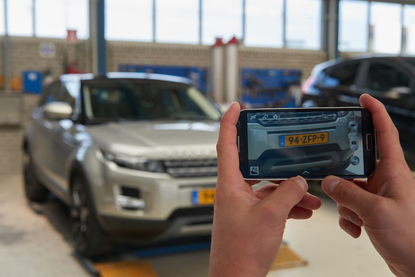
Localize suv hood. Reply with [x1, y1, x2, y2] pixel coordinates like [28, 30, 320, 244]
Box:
[86, 121, 220, 158]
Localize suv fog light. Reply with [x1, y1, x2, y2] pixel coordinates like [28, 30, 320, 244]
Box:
[350, 156, 360, 166]
[116, 195, 146, 209]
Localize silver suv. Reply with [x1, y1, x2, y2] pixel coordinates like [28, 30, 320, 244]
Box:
[23, 73, 221, 257]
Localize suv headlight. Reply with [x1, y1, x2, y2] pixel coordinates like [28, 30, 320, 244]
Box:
[102, 151, 164, 172]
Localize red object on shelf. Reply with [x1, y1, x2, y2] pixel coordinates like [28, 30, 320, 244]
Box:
[227, 36, 239, 45]
[212, 38, 224, 47]
[66, 30, 78, 43]
[67, 60, 79, 74]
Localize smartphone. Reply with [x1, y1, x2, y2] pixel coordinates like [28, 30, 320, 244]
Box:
[237, 107, 376, 179]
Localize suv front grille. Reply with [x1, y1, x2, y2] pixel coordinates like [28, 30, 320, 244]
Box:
[253, 111, 338, 126]
[163, 158, 218, 178]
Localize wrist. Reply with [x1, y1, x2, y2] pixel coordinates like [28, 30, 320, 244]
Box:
[209, 248, 271, 277]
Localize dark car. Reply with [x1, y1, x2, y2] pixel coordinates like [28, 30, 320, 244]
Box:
[301, 55, 415, 167]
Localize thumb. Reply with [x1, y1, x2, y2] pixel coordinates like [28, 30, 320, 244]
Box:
[321, 176, 377, 215]
[261, 176, 308, 215]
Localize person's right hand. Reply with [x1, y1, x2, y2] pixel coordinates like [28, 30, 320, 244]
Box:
[321, 94, 415, 277]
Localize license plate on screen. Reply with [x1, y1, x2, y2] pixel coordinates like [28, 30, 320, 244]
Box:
[280, 132, 329, 147]
[192, 189, 215, 205]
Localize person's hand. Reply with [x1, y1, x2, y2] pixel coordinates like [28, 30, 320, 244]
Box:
[321, 94, 415, 277]
[209, 102, 321, 277]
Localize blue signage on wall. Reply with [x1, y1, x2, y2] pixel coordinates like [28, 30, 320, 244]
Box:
[23, 71, 42, 94]
[241, 68, 301, 108]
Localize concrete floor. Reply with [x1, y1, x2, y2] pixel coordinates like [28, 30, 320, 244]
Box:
[0, 174, 394, 277]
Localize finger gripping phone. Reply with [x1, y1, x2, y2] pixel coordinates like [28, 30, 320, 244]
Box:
[237, 107, 376, 179]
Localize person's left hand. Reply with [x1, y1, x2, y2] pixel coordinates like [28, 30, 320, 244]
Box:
[209, 102, 321, 277]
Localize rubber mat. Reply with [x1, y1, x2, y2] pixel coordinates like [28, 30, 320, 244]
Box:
[271, 243, 307, 270]
[95, 260, 158, 277]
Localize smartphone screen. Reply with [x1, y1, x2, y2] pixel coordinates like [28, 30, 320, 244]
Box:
[237, 107, 376, 179]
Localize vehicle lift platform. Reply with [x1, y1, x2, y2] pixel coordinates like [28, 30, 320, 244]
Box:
[29, 198, 307, 277]
[74, 239, 306, 276]
[74, 238, 212, 277]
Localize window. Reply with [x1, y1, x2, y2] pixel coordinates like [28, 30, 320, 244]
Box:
[365, 63, 410, 92]
[8, 0, 33, 36]
[83, 81, 221, 122]
[339, 0, 368, 52]
[61, 82, 79, 109]
[203, 0, 242, 45]
[156, 0, 199, 44]
[371, 2, 401, 54]
[245, 0, 283, 48]
[0, 0, 4, 35]
[35, 0, 89, 39]
[404, 5, 415, 54]
[40, 82, 62, 106]
[286, 0, 321, 49]
[322, 63, 359, 88]
[106, 0, 153, 41]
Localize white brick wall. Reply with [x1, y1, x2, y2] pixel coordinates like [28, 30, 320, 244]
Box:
[0, 37, 329, 176]
[0, 94, 39, 176]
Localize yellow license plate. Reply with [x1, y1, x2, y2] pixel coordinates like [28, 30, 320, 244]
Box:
[280, 132, 329, 147]
[192, 189, 215, 205]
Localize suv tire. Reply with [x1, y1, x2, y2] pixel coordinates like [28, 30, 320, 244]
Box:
[70, 174, 112, 258]
[23, 148, 49, 202]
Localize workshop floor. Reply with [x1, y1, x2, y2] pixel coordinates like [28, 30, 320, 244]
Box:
[0, 174, 394, 277]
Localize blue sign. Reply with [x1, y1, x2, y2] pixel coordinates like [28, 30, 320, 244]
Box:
[23, 71, 42, 94]
[241, 68, 302, 108]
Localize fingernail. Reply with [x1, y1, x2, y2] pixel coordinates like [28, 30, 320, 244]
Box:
[326, 176, 340, 193]
[294, 176, 307, 192]
[228, 102, 238, 111]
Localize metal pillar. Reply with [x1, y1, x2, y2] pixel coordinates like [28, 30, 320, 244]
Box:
[283, 0, 287, 48]
[3, 0, 10, 92]
[89, 0, 106, 75]
[152, 0, 156, 42]
[97, 0, 106, 75]
[241, 0, 245, 44]
[32, 0, 36, 37]
[199, 0, 202, 44]
[326, 0, 339, 60]
[89, 0, 98, 74]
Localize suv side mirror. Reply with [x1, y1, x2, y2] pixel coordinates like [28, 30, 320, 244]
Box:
[385, 87, 412, 99]
[43, 102, 73, 120]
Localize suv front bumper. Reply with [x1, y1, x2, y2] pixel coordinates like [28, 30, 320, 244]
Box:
[84, 151, 217, 238]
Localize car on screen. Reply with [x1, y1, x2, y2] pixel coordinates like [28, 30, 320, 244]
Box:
[247, 110, 360, 177]
[23, 72, 221, 257]
[301, 55, 415, 167]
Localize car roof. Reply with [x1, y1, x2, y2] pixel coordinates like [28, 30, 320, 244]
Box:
[310, 55, 415, 75]
[59, 72, 193, 85]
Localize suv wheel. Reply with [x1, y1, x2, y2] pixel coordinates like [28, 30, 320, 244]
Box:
[23, 148, 48, 202]
[70, 175, 112, 258]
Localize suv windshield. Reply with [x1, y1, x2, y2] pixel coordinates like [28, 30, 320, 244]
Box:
[82, 80, 221, 123]
[403, 58, 415, 69]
